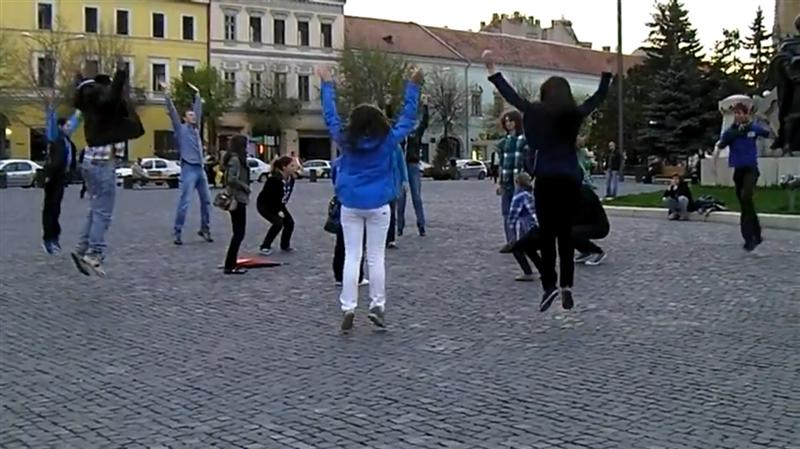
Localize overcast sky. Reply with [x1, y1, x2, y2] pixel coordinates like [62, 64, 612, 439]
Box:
[344, 0, 775, 54]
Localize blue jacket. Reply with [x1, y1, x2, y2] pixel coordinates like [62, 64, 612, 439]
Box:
[45, 105, 81, 177]
[166, 94, 204, 165]
[322, 80, 420, 210]
[719, 122, 770, 168]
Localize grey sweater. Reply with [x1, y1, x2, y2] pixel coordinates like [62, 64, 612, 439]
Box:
[225, 156, 251, 205]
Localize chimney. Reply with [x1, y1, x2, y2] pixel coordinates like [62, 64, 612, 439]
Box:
[602, 46, 611, 52]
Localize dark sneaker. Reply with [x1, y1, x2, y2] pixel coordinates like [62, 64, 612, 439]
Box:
[585, 252, 607, 266]
[368, 307, 385, 328]
[574, 252, 592, 264]
[743, 240, 758, 252]
[540, 288, 559, 312]
[82, 254, 106, 277]
[499, 243, 513, 254]
[515, 274, 536, 282]
[70, 252, 91, 276]
[198, 230, 213, 243]
[397, 228, 404, 237]
[173, 235, 183, 246]
[419, 227, 426, 237]
[387, 242, 398, 249]
[281, 247, 295, 253]
[223, 268, 248, 275]
[51, 241, 62, 254]
[561, 288, 574, 310]
[42, 241, 56, 255]
[341, 311, 355, 332]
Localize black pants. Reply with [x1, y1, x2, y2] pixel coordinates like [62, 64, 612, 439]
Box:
[42, 176, 66, 242]
[534, 176, 581, 290]
[224, 203, 247, 270]
[573, 219, 610, 255]
[512, 228, 544, 275]
[259, 205, 294, 250]
[733, 167, 761, 244]
[387, 200, 397, 243]
[333, 228, 365, 283]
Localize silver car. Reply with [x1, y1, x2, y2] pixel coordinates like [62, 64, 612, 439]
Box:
[0, 159, 43, 188]
[455, 159, 488, 180]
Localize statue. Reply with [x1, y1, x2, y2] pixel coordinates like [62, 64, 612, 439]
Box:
[766, 15, 800, 153]
[753, 89, 780, 156]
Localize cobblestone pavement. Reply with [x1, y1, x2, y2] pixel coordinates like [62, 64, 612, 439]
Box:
[1, 179, 798, 449]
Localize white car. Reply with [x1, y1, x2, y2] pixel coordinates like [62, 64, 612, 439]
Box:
[247, 157, 271, 182]
[0, 159, 43, 188]
[300, 159, 332, 178]
[116, 158, 181, 187]
[455, 159, 488, 180]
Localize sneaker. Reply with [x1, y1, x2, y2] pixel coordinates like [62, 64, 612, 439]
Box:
[82, 254, 106, 277]
[561, 288, 574, 310]
[51, 241, 62, 254]
[359, 279, 370, 287]
[585, 252, 607, 266]
[367, 306, 385, 328]
[668, 213, 679, 221]
[397, 228, 404, 237]
[515, 274, 536, 282]
[42, 241, 56, 255]
[259, 247, 273, 256]
[419, 227, 426, 237]
[198, 230, 214, 243]
[499, 243, 513, 254]
[281, 247, 295, 253]
[335, 281, 343, 286]
[341, 311, 355, 332]
[223, 268, 248, 275]
[387, 241, 398, 249]
[540, 288, 559, 312]
[173, 235, 183, 246]
[574, 252, 592, 264]
[70, 252, 91, 276]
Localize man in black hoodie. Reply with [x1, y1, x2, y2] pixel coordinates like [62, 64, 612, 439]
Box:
[397, 95, 429, 237]
[70, 61, 145, 277]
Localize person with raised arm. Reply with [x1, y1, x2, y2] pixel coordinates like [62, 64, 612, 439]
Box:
[483, 49, 614, 313]
[318, 64, 423, 333]
[165, 81, 213, 246]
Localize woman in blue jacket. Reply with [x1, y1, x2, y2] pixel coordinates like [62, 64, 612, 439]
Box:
[319, 65, 422, 332]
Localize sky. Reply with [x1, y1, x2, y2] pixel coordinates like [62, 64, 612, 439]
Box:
[343, 0, 776, 54]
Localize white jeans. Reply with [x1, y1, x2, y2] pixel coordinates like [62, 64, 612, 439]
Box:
[339, 205, 391, 312]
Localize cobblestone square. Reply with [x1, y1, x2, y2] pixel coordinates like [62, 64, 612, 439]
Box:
[1, 180, 798, 448]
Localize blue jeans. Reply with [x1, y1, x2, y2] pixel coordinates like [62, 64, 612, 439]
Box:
[76, 160, 116, 258]
[501, 186, 514, 243]
[174, 163, 211, 236]
[605, 170, 620, 197]
[398, 163, 426, 233]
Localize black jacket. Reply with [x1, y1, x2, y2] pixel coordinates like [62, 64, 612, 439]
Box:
[43, 132, 77, 181]
[403, 105, 429, 164]
[606, 151, 622, 171]
[257, 174, 286, 214]
[576, 185, 610, 234]
[663, 181, 695, 210]
[74, 69, 145, 147]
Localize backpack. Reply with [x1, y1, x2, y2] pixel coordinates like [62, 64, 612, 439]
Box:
[323, 196, 342, 234]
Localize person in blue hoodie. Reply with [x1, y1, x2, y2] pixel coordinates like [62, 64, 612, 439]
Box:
[484, 49, 614, 313]
[319, 65, 422, 332]
[716, 103, 772, 251]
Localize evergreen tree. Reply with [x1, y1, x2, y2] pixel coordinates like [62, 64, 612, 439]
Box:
[743, 6, 773, 88]
[710, 29, 745, 76]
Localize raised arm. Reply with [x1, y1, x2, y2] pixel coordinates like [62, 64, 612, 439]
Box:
[483, 49, 532, 113]
[578, 72, 613, 117]
[64, 110, 82, 137]
[45, 104, 58, 143]
[110, 64, 128, 101]
[164, 94, 181, 130]
[317, 66, 346, 149]
[388, 76, 422, 144]
[193, 92, 203, 124]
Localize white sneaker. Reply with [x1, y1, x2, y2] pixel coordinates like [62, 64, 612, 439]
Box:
[359, 279, 370, 287]
[585, 252, 606, 266]
[82, 254, 106, 277]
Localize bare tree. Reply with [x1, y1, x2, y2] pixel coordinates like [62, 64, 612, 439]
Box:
[427, 68, 465, 165]
[336, 47, 409, 116]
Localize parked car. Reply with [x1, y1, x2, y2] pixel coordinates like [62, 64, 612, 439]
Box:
[116, 158, 181, 188]
[300, 159, 331, 178]
[0, 159, 43, 188]
[247, 157, 271, 182]
[455, 159, 488, 180]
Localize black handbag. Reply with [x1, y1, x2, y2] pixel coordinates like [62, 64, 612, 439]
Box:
[324, 196, 341, 234]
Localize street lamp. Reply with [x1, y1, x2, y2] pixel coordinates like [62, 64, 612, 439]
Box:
[616, 0, 624, 167]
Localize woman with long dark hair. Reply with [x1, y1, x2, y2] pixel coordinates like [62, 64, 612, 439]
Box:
[484, 49, 614, 312]
[318, 65, 423, 332]
[257, 155, 298, 254]
[222, 135, 251, 275]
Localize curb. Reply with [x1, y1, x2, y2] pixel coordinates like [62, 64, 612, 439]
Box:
[605, 206, 800, 232]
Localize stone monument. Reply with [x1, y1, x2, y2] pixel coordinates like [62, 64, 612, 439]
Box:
[767, 15, 800, 153]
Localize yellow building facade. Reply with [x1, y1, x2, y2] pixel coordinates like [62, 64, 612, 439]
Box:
[0, 0, 209, 161]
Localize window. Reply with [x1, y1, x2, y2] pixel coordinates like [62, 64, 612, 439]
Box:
[181, 65, 195, 75]
[273, 19, 285, 45]
[224, 71, 236, 94]
[37, 55, 55, 88]
[116, 10, 130, 35]
[152, 63, 166, 91]
[224, 13, 236, 41]
[141, 160, 154, 169]
[37, 3, 52, 30]
[298, 21, 309, 46]
[154, 131, 177, 160]
[298, 75, 310, 102]
[84, 59, 100, 76]
[274, 73, 287, 99]
[152, 12, 165, 38]
[471, 92, 482, 116]
[182, 16, 194, 41]
[321, 23, 333, 48]
[154, 160, 167, 169]
[250, 72, 262, 98]
[249, 16, 262, 43]
[84, 7, 99, 33]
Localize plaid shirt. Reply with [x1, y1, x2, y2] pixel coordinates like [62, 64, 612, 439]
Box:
[282, 176, 295, 203]
[497, 134, 527, 190]
[84, 142, 126, 162]
[507, 188, 537, 240]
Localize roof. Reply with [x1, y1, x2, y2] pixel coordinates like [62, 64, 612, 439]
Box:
[345, 16, 643, 76]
